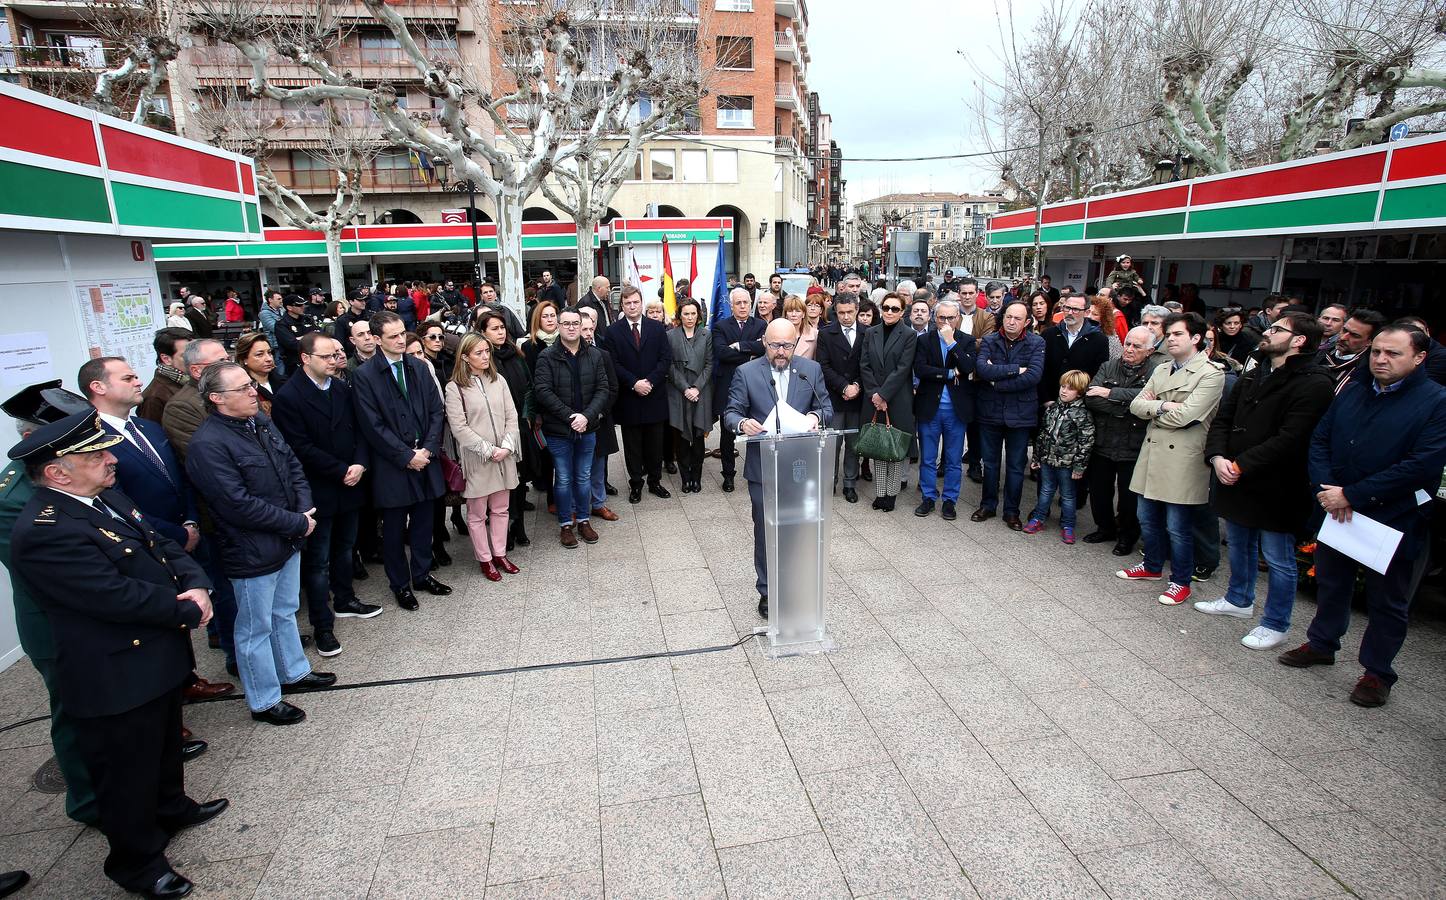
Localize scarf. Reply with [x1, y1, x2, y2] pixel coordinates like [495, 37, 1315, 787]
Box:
[533, 329, 560, 348]
[155, 363, 187, 386]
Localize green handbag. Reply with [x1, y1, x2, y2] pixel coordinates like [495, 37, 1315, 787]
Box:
[856, 412, 911, 462]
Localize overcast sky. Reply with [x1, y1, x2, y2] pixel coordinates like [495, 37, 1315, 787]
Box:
[807, 0, 1044, 209]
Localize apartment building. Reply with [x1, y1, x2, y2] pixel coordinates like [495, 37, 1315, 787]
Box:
[855, 191, 1007, 245]
[2, 0, 836, 286]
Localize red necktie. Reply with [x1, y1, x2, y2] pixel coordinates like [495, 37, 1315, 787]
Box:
[632, 322, 641, 348]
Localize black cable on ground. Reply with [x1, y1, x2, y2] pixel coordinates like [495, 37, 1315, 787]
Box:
[0, 629, 763, 730]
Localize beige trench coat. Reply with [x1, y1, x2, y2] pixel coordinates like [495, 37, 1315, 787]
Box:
[444, 375, 521, 498]
[1128, 353, 1224, 505]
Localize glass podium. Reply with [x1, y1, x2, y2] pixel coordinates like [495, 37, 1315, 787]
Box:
[746, 428, 850, 658]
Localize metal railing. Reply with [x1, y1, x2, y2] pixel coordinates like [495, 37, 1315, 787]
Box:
[0, 43, 116, 69]
[269, 168, 447, 192]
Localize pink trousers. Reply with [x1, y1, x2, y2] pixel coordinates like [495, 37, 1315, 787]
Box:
[466, 491, 510, 561]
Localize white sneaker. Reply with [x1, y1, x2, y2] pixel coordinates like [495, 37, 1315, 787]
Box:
[1241, 625, 1288, 651]
[1193, 597, 1253, 619]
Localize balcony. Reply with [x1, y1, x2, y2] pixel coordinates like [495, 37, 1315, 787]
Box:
[774, 134, 800, 157]
[187, 43, 430, 84]
[773, 81, 799, 110]
[773, 31, 800, 64]
[269, 167, 447, 194]
[0, 41, 117, 71]
[775, 0, 800, 20]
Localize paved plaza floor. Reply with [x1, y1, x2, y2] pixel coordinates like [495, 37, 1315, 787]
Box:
[0, 459, 1444, 898]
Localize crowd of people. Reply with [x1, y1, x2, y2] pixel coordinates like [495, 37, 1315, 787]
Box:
[1, 257, 1444, 897]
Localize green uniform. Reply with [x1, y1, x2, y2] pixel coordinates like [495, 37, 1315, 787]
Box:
[0, 463, 97, 825]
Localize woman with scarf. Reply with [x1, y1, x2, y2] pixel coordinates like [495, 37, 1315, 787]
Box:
[481, 309, 535, 550]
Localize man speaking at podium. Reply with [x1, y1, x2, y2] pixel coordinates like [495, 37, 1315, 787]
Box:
[724, 318, 832, 619]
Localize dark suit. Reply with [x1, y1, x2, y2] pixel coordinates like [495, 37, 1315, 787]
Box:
[1039, 322, 1110, 404]
[351, 352, 445, 589]
[722, 356, 832, 597]
[273, 373, 370, 629]
[711, 315, 767, 479]
[605, 316, 673, 489]
[815, 320, 865, 489]
[12, 487, 208, 892]
[102, 414, 237, 668]
[577, 289, 614, 328]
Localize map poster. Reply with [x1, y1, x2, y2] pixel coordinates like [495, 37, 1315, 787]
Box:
[73, 278, 161, 380]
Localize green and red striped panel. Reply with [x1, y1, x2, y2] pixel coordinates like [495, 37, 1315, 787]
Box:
[611, 217, 733, 243]
[155, 221, 604, 261]
[0, 82, 259, 240]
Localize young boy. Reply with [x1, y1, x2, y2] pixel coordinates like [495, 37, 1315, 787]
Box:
[1023, 370, 1095, 543]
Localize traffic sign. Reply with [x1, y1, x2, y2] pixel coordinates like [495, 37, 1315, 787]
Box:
[1390, 123, 1410, 142]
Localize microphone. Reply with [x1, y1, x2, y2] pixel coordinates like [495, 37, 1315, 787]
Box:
[766, 371, 783, 435]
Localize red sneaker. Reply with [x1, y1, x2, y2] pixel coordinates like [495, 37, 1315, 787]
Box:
[1116, 563, 1163, 580]
[1158, 582, 1191, 605]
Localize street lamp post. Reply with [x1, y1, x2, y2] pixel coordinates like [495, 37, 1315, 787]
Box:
[435, 159, 485, 288]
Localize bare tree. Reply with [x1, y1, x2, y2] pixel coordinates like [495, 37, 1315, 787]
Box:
[189, 0, 589, 320]
[538, 1, 708, 289]
[191, 87, 380, 303]
[78, 0, 188, 124]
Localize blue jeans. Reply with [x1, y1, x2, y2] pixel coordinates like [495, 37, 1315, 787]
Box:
[546, 432, 597, 525]
[1029, 464, 1077, 528]
[918, 407, 966, 501]
[979, 424, 1030, 516]
[1223, 521, 1298, 632]
[1138, 497, 1197, 585]
[230, 552, 311, 712]
[592, 449, 609, 510]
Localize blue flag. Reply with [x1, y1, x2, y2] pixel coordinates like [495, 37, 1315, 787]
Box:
[709, 231, 729, 324]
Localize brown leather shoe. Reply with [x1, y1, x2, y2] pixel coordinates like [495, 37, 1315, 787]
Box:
[591, 506, 619, 521]
[1004, 514, 1023, 531]
[184, 677, 236, 702]
[576, 521, 600, 544]
[560, 525, 578, 549]
[1350, 673, 1391, 707]
[1277, 643, 1335, 668]
[970, 507, 995, 522]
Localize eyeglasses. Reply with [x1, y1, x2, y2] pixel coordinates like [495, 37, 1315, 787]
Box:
[1264, 324, 1296, 336]
[424, 333, 445, 341]
[1063, 305, 1088, 313]
[213, 381, 259, 394]
[881, 305, 903, 313]
[765, 341, 796, 351]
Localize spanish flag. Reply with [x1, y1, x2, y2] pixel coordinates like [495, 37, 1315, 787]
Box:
[661, 235, 677, 319]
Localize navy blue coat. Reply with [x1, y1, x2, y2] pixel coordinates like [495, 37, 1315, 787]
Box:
[271, 373, 370, 516]
[100, 416, 198, 548]
[1039, 321, 1110, 404]
[975, 330, 1046, 428]
[350, 353, 445, 509]
[604, 316, 672, 425]
[1309, 365, 1446, 551]
[712, 315, 767, 417]
[185, 412, 314, 578]
[913, 329, 977, 424]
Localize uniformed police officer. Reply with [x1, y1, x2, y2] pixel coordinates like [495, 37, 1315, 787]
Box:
[272, 294, 319, 374]
[0, 382, 98, 826]
[8, 412, 229, 899]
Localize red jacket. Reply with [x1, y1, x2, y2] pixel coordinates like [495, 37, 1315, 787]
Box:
[412, 289, 430, 321]
[224, 297, 245, 322]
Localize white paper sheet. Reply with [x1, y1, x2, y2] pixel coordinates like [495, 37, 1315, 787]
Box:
[1317, 511, 1404, 575]
[760, 399, 815, 435]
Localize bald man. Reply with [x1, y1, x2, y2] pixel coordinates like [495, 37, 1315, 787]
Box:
[577, 275, 614, 328]
[723, 318, 832, 617]
[712, 287, 768, 491]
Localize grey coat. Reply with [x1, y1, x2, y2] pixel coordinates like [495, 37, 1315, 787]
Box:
[667, 326, 714, 438]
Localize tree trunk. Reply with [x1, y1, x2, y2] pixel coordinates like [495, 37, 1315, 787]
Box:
[573, 217, 597, 294]
[325, 226, 347, 304]
[495, 193, 527, 324]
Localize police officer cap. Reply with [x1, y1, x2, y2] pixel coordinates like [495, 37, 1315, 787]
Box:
[284, 294, 306, 308]
[7, 410, 124, 465]
[0, 380, 91, 425]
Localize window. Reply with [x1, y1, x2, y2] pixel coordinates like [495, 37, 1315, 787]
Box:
[715, 36, 753, 70]
[359, 31, 402, 64]
[715, 0, 752, 9]
[716, 95, 753, 129]
[682, 149, 708, 182]
[651, 149, 675, 181]
[714, 149, 738, 183]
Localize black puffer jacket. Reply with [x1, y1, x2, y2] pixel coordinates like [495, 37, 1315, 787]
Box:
[532, 341, 612, 437]
[185, 412, 313, 578]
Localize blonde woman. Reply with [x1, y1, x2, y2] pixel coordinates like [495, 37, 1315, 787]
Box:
[444, 332, 521, 581]
[782, 294, 818, 359]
